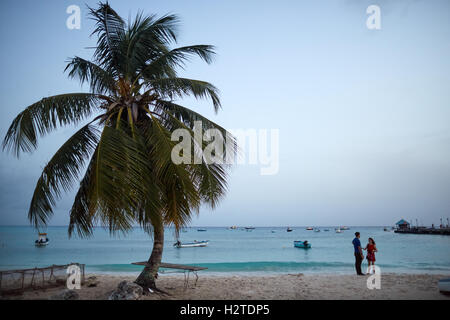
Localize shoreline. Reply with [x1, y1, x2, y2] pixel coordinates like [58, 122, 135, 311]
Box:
[83, 268, 450, 277]
[3, 272, 449, 300]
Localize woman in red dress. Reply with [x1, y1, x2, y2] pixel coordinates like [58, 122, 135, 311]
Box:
[364, 238, 377, 273]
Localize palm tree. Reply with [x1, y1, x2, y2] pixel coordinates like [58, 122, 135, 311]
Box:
[2, 2, 234, 291]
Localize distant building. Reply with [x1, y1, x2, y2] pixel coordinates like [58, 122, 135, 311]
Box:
[396, 219, 410, 230]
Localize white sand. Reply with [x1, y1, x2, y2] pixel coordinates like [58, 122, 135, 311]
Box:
[5, 273, 449, 300]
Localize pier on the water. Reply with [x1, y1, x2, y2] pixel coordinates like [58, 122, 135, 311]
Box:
[394, 227, 450, 235]
[394, 218, 450, 235]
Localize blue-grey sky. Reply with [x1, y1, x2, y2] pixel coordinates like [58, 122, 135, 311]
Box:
[0, 0, 449, 227]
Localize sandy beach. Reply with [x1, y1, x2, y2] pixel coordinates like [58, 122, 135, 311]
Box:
[3, 273, 448, 300]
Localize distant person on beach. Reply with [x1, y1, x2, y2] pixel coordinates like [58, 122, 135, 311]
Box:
[364, 238, 378, 273]
[352, 232, 364, 275]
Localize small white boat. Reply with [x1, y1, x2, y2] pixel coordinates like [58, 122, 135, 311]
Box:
[335, 227, 342, 233]
[341, 226, 350, 230]
[314, 228, 320, 232]
[35, 233, 49, 246]
[173, 240, 209, 248]
[438, 278, 450, 294]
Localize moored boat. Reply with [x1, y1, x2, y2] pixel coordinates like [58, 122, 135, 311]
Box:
[287, 227, 293, 232]
[294, 240, 311, 249]
[314, 228, 320, 232]
[197, 228, 207, 232]
[335, 227, 342, 233]
[306, 227, 313, 230]
[35, 233, 49, 246]
[173, 240, 209, 248]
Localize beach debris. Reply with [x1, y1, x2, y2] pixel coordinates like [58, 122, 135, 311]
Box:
[49, 289, 79, 300]
[85, 276, 100, 287]
[108, 281, 143, 300]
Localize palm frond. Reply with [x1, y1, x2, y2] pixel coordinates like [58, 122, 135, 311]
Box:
[142, 116, 201, 232]
[153, 100, 237, 162]
[149, 109, 232, 209]
[193, 161, 228, 209]
[28, 123, 100, 228]
[65, 56, 117, 94]
[154, 99, 224, 131]
[93, 125, 160, 235]
[123, 12, 179, 79]
[3, 93, 102, 157]
[149, 78, 221, 112]
[88, 2, 126, 77]
[68, 150, 98, 238]
[138, 45, 215, 81]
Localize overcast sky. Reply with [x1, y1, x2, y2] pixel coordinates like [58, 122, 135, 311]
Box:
[0, 0, 449, 227]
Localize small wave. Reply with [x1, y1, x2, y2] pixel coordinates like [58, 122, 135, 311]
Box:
[87, 261, 354, 273]
[37, 260, 450, 275]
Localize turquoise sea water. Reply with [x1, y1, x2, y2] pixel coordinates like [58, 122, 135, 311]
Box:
[1, 226, 450, 275]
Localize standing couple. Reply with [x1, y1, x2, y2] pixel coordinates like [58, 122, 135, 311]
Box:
[352, 232, 377, 275]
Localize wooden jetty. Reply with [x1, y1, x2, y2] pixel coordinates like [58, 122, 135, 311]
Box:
[394, 227, 450, 235]
[393, 219, 450, 235]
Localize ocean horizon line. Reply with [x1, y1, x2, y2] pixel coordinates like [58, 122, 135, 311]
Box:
[0, 224, 398, 228]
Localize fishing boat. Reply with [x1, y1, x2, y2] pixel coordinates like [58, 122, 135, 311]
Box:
[287, 227, 293, 232]
[294, 240, 311, 249]
[173, 240, 209, 248]
[35, 233, 49, 246]
[306, 227, 313, 230]
[197, 228, 207, 232]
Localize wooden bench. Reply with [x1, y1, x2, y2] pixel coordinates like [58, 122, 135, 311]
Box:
[131, 262, 207, 289]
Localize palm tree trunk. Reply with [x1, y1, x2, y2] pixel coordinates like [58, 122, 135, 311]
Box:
[135, 222, 164, 291]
